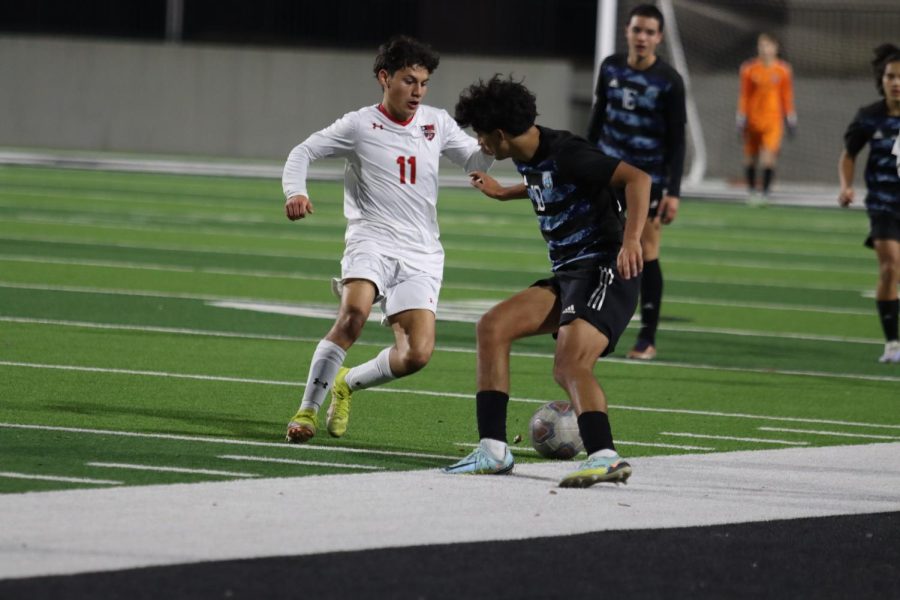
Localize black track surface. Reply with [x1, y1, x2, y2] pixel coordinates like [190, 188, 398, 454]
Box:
[2, 511, 898, 599]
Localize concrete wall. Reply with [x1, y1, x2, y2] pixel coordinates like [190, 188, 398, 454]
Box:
[0, 35, 573, 161]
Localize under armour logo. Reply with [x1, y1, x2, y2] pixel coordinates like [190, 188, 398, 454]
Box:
[312, 378, 328, 390]
[372, 123, 384, 130]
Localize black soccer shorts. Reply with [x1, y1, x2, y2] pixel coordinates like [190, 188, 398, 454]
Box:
[532, 262, 640, 357]
[615, 183, 665, 219]
[865, 210, 900, 248]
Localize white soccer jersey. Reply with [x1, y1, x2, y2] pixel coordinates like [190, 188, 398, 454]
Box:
[283, 104, 492, 274]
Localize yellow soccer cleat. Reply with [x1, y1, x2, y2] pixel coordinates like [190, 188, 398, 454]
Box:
[326, 367, 352, 438]
[559, 452, 632, 488]
[285, 408, 318, 443]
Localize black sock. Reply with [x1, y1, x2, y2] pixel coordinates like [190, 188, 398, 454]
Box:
[877, 299, 899, 341]
[577, 411, 615, 455]
[745, 165, 756, 190]
[638, 259, 663, 345]
[476, 390, 509, 442]
[762, 168, 774, 194]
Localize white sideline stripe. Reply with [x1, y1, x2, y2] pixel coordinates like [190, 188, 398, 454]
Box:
[4, 318, 900, 385]
[0, 471, 122, 486]
[759, 427, 900, 441]
[0, 280, 876, 318]
[4, 313, 884, 348]
[660, 432, 810, 446]
[218, 455, 382, 470]
[3, 360, 900, 427]
[0, 423, 461, 461]
[3, 443, 899, 579]
[87, 462, 257, 478]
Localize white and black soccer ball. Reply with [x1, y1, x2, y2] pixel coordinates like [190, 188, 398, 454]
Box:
[529, 401, 584, 460]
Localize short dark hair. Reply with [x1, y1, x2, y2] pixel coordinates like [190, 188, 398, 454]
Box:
[373, 35, 440, 78]
[628, 3, 664, 32]
[872, 43, 900, 96]
[454, 75, 538, 136]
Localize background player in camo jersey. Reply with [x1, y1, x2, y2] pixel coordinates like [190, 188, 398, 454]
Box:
[838, 43, 900, 364]
[444, 75, 650, 488]
[586, 3, 686, 362]
[282, 35, 493, 442]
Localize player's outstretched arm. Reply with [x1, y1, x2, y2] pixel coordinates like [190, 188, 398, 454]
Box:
[611, 162, 651, 279]
[468, 171, 528, 201]
[285, 194, 314, 220]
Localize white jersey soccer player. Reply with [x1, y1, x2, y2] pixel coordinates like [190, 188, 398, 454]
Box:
[283, 103, 491, 282]
[281, 35, 493, 445]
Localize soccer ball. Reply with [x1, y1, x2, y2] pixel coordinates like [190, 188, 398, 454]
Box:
[529, 401, 584, 460]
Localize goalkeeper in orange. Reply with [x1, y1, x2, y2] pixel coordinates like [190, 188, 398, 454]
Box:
[737, 33, 797, 203]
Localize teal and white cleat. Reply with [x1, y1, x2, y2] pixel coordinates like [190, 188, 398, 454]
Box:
[559, 452, 632, 488]
[443, 442, 514, 475]
[878, 341, 900, 364]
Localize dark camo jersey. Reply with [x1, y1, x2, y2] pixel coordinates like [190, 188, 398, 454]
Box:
[514, 126, 623, 271]
[587, 54, 686, 197]
[844, 101, 900, 217]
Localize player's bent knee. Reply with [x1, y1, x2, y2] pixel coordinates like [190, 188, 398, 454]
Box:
[334, 308, 368, 340]
[399, 347, 432, 374]
[476, 312, 510, 345]
[552, 363, 587, 389]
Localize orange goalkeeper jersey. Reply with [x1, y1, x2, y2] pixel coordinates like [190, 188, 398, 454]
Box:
[738, 58, 795, 131]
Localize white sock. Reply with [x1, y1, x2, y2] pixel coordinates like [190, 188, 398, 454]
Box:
[298, 340, 346, 412]
[589, 448, 619, 459]
[479, 438, 508, 461]
[344, 347, 395, 391]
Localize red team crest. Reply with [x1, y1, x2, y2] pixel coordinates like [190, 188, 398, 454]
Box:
[421, 124, 436, 141]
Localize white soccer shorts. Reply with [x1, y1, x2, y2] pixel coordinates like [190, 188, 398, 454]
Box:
[338, 250, 442, 322]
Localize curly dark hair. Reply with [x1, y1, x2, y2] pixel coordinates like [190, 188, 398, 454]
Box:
[454, 75, 538, 136]
[872, 43, 900, 96]
[373, 35, 439, 77]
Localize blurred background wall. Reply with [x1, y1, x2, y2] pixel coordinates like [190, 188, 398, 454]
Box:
[0, 36, 573, 160]
[1, 0, 899, 186]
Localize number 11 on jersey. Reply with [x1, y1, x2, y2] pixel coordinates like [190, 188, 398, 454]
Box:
[397, 156, 416, 184]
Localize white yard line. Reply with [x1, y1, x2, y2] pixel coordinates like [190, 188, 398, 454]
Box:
[3, 314, 884, 348]
[0, 278, 872, 317]
[660, 432, 810, 446]
[0, 234, 875, 293]
[4, 316, 898, 383]
[1, 443, 898, 579]
[0, 471, 122, 485]
[218, 455, 382, 471]
[87, 462, 257, 478]
[0, 215, 870, 273]
[0, 423, 460, 461]
[758, 427, 900, 441]
[3, 359, 900, 424]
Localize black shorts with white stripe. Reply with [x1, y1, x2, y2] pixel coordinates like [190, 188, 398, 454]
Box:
[532, 261, 640, 357]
